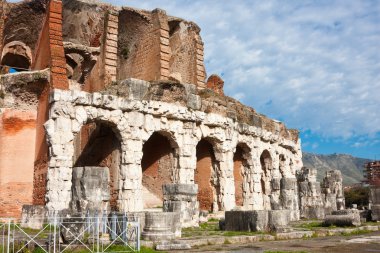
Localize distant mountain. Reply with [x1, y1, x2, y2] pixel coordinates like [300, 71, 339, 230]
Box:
[302, 152, 372, 185]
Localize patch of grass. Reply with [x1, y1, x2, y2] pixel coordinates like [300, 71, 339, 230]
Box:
[364, 221, 379, 226]
[223, 238, 231, 244]
[264, 251, 309, 253]
[223, 230, 265, 237]
[341, 229, 372, 236]
[182, 220, 270, 238]
[296, 221, 324, 230]
[208, 218, 219, 222]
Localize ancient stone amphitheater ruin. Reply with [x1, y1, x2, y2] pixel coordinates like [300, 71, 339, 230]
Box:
[0, 0, 344, 230]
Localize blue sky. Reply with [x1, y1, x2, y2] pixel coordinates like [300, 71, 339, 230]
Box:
[100, 0, 380, 159]
[10, 0, 380, 159]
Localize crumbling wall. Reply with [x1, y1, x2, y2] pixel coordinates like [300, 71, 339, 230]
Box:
[62, 0, 107, 91]
[2, 0, 47, 54]
[168, 19, 204, 85]
[117, 8, 161, 81]
[0, 70, 49, 217]
[321, 170, 345, 213]
[297, 167, 325, 219]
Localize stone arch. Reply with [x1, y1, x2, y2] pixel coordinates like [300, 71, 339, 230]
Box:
[260, 149, 273, 209]
[279, 154, 286, 178]
[233, 142, 251, 207]
[1, 41, 32, 70]
[195, 137, 222, 212]
[64, 42, 100, 84]
[141, 131, 179, 209]
[72, 118, 122, 212]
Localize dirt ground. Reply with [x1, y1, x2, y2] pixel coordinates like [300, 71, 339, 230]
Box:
[175, 231, 380, 253]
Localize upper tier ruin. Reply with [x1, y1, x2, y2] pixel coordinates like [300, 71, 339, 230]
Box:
[0, 0, 343, 225]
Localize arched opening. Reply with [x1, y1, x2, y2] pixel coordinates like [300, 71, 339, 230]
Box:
[64, 42, 100, 84]
[73, 121, 121, 212]
[260, 150, 272, 196]
[195, 139, 221, 212]
[141, 132, 177, 209]
[233, 145, 249, 207]
[279, 154, 286, 178]
[1, 41, 32, 71]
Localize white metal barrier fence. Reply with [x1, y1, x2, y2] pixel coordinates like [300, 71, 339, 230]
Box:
[0, 213, 140, 253]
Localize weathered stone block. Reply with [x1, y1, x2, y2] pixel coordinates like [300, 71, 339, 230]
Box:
[224, 210, 268, 232]
[70, 167, 110, 213]
[268, 210, 291, 232]
[280, 178, 297, 190]
[370, 187, 380, 204]
[324, 209, 361, 227]
[20, 205, 47, 229]
[371, 204, 380, 221]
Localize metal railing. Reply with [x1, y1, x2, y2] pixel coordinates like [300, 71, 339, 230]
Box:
[0, 213, 140, 253]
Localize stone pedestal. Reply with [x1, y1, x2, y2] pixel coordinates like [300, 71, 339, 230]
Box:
[70, 167, 110, 213]
[163, 184, 199, 227]
[142, 212, 176, 241]
[21, 205, 47, 229]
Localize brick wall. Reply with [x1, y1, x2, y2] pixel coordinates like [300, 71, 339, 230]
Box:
[48, 0, 68, 89]
[195, 139, 215, 211]
[0, 110, 37, 218]
[104, 10, 118, 86]
[233, 147, 244, 206]
[0, 1, 4, 56]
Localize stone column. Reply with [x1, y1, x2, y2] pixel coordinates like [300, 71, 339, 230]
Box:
[178, 129, 198, 184]
[118, 139, 144, 212]
[218, 151, 235, 211]
[45, 116, 74, 211]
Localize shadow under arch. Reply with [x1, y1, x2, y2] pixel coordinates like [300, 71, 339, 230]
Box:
[73, 119, 122, 211]
[233, 142, 252, 207]
[1, 41, 32, 71]
[141, 131, 179, 209]
[260, 149, 273, 194]
[195, 137, 222, 212]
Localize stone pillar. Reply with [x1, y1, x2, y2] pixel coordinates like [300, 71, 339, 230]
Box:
[48, 0, 69, 89]
[45, 116, 74, 212]
[118, 139, 144, 212]
[297, 167, 324, 219]
[178, 129, 198, 184]
[321, 170, 345, 213]
[370, 186, 380, 221]
[163, 184, 199, 228]
[219, 151, 235, 211]
[280, 177, 300, 221]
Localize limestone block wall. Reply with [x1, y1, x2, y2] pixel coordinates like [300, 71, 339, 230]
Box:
[43, 82, 302, 214]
